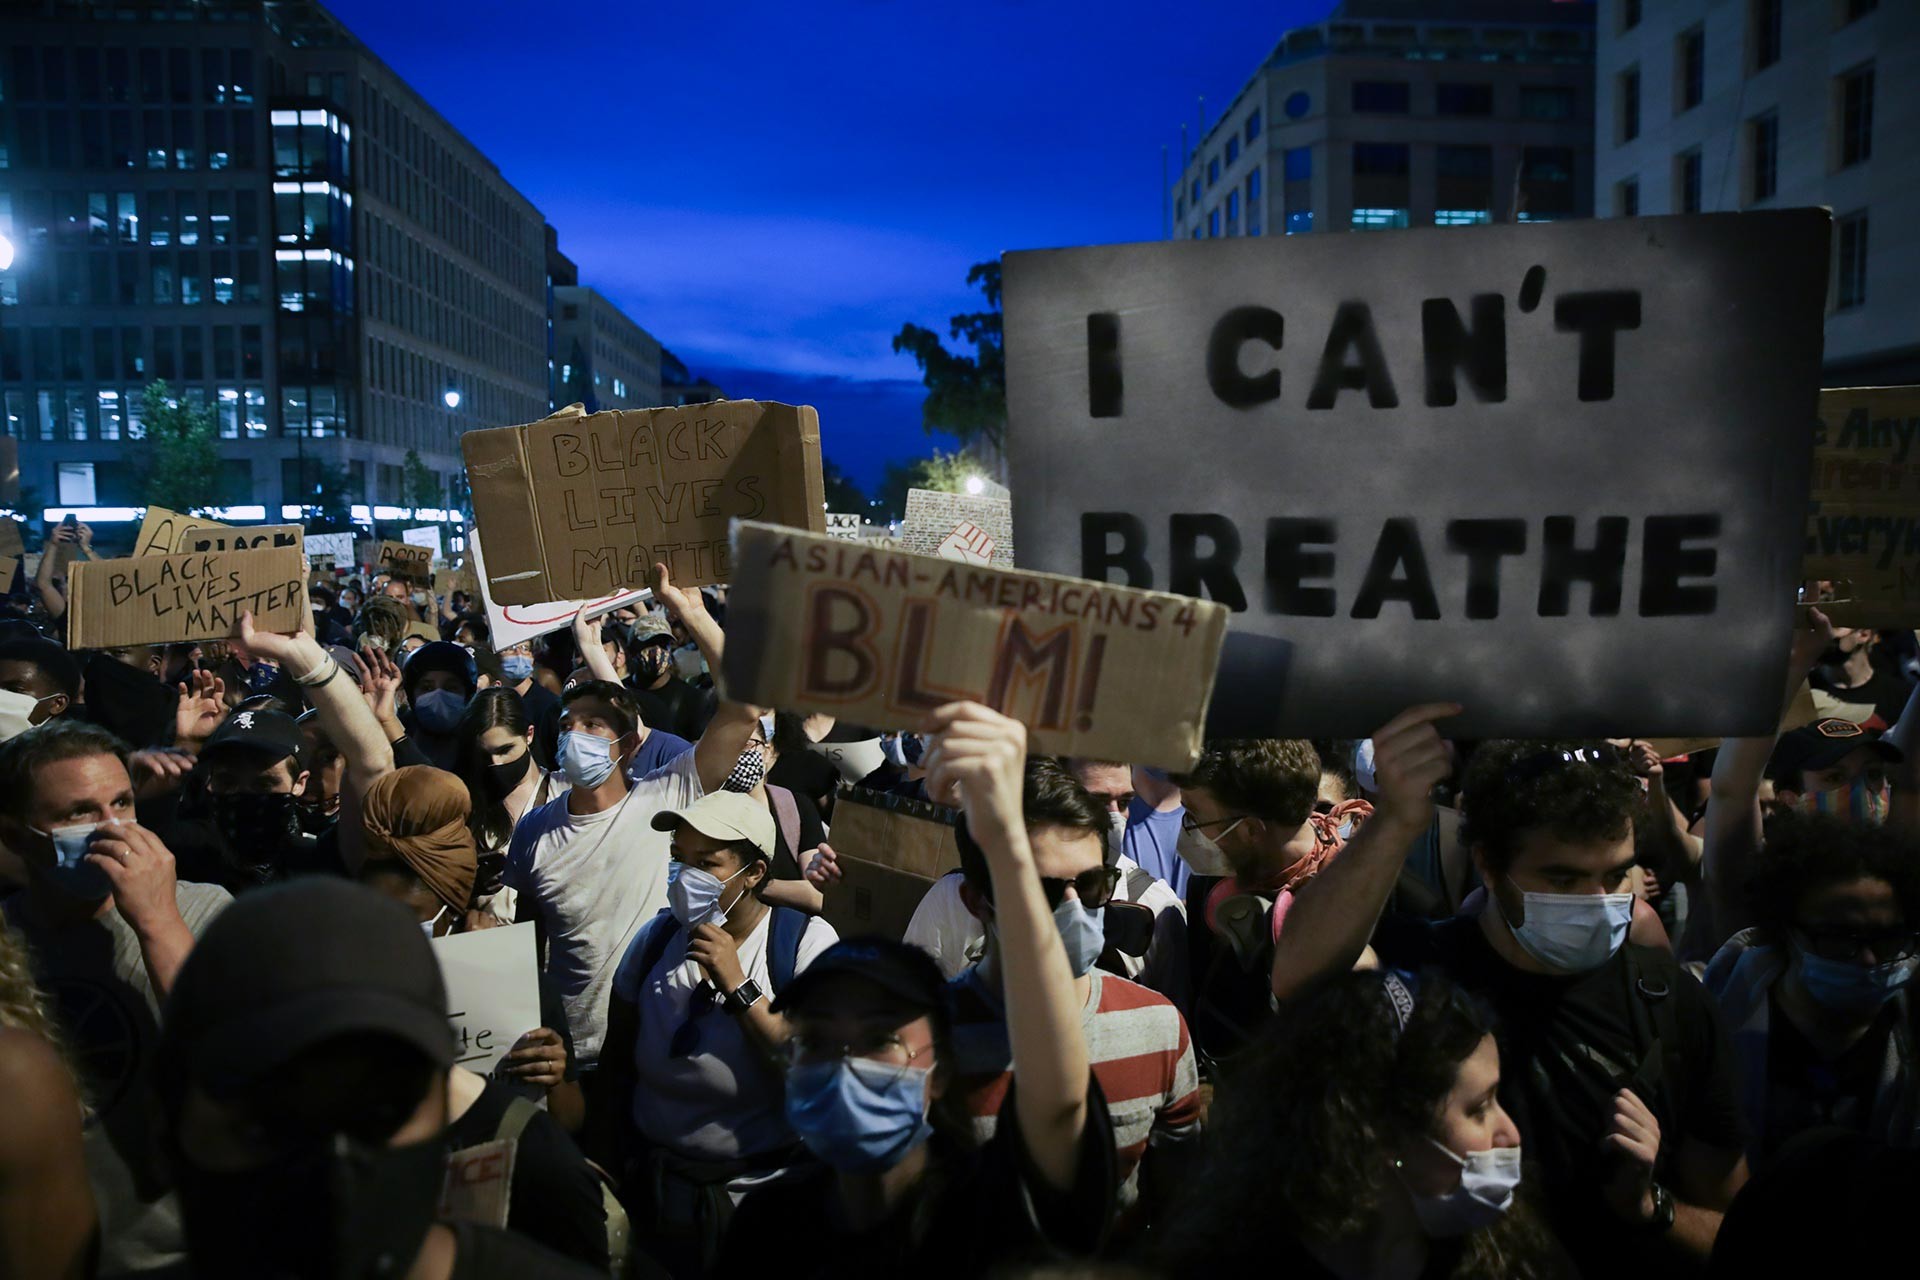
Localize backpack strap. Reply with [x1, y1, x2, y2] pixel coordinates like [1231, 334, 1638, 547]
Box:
[768, 784, 802, 864]
[1622, 945, 1684, 1109]
[632, 908, 683, 988]
[767, 906, 808, 993]
[493, 1095, 541, 1145]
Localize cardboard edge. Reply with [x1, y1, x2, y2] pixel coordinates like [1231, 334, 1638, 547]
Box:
[462, 425, 552, 606]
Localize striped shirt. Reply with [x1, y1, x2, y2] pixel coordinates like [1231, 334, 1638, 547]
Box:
[949, 967, 1202, 1208]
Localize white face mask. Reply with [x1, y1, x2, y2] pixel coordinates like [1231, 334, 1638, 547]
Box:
[1501, 889, 1635, 973]
[0, 687, 53, 742]
[421, 905, 448, 938]
[1107, 809, 1127, 859]
[1404, 1139, 1522, 1237]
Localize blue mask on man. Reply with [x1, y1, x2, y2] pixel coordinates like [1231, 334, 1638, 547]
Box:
[411, 689, 465, 735]
[499, 654, 534, 682]
[785, 1058, 934, 1173]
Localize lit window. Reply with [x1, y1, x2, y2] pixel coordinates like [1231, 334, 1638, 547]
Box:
[1351, 207, 1410, 230]
[1434, 209, 1490, 226]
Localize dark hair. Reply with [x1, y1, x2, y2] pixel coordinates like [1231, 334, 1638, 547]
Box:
[1748, 812, 1920, 945]
[1157, 970, 1561, 1277]
[559, 679, 639, 738]
[771, 710, 812, 759]
[310, 583, 338, 607]
[1176, 739, 1322, 828]
[1460, 741, 1639, 877]
[955, 757, 1106, 901]
[0, 637, 82, 699]
[0, 719, 131, 821]
[454, 688, 533, 853]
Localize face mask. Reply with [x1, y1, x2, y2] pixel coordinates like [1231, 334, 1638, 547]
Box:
[0, 687, 53, 742]
[1500, 888, 1634, 973]
[1404, 1139, 1522, 1238]
[484, 750, 532, 796]
[1794, 944, 1920, 1014]
[1052, 896, 1107, 978]
[634, 646, 673, 681]
[31, 822, 111, 900]
[666, 859, 752, 929]
[499, 654, 534, 682]
[1107, 809, 1128, 859]
[881, 733, 924, 769]
[172, 1131, 446, 1280]
[785, 1058, 934, 1173]
[244, 661, 280, 695]
[1792, 778, 1890, 826]
[558, 730, 619, 788]
[421, 905, 448, 938]
[296, 793, 339, 835]
[211, 791, 299, 873]
[1182, 816, 1246, 877]
[411, 688, 465, 735]
[724, 745, 768, 794]
[340, 594, 359, 612]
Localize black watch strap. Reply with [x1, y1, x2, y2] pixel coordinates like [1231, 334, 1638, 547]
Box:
[1645, 1182, 1676, 1233]
[725, 979, 765, 1014]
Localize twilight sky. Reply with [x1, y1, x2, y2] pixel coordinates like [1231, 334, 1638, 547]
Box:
[325, 0, 1329, 489]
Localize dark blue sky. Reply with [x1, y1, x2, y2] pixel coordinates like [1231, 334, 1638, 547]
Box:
[327, 0, 1329, 490]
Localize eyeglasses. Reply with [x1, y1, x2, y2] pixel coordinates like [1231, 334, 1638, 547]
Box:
[1793, 926, 1919, 964]
[785, 1030, 930, 1087]
[1181, 812, 1248, 843]
[1038, 865, 1121, 910]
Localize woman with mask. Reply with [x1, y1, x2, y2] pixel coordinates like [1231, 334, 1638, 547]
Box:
[397, 640, 475, 770]
[1157, 968, 1569, 1279]
[719, 702, 1115, 1277]
[1703, 812, 1920, 1159]
[453, 689, 567, 926]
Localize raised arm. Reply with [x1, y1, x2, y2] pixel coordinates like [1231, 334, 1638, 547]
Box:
[653, 564, 760, 794]
[32, 531, 68, 620]
[572, 605, 620, 684]
[923, 701, 1089, 1191]
[1271, 703, 1460, 1003]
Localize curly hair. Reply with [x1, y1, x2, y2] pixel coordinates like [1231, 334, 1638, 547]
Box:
[1176, 739, 1323, 828]
[1156, 970, 1563, 1278]
[1460, 741, 1640, 877]
[1748, 812, 1920, 945]
[0, 925, 84, 1106]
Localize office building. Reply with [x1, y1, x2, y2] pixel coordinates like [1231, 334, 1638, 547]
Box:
[1170, 1, 1596, 241]
[553, 285, 662, 413]
[0, 0, 550, 527]
[1594, 0, 1920, 384]
[660, 348, 723, 407]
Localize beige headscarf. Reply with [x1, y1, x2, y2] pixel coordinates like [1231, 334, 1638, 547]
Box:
[359, 766, 477, 912]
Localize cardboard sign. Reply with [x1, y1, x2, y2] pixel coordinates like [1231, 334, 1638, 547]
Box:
[901, 489, 1016, 566]
[304, 531, 357, 564]
[174, 523, 303, 555]
[439, 1138, 516, 1229]
[0, 556, 18, 595]
[134, 506, 225, 557]
[722, 521, 1229, 769]
[469, 530, 651, 648]
[461, 398, 827, 603]
[376, 540, 433, 585]
[0, 519, 21, 560]
[825, 512, 863, 540]
[402, 525, 445, 564]
[817, 786, 962, 942]
[1801, 386, 1920, 626]
[67, 547, 306, 648]
[1003, 211, 1831, 738]
[430, 921, 540, 1077]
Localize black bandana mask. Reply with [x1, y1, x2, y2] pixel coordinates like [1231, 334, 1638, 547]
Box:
[211, 791, 299, 875]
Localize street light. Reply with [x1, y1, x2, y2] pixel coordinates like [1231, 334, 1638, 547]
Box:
[443, 388, 461, 410]
[0, 233, 14, 272]
[964, 474, 985, 496]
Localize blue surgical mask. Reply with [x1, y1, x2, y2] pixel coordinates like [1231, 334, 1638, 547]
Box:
[32, 822, 112, 900]
[500, 654, 534, 682]
[666, 859, 751, 929]
[1794, 944, 1919, 1014]
[411, 689, 465, 735]
[1052, 897, 1107, 979]
[557, 730, 618, 788]
[785, 1057, 934, 1173]
[1500, 889, 1634, 973]
[1404, 1140, 1522, 1238]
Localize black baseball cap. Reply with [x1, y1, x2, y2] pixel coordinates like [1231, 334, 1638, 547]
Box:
[199, 706, 303, 766]
[770, 936, 951, 1017]
[157, 878, 452, 1100]
[1770, 718, 1903, 781]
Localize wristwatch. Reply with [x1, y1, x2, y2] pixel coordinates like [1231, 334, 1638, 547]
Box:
[1643, 1182, 1676, 1233]
[723, 979, 766, 1015]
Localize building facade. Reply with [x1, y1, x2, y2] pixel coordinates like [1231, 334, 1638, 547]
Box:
[0, 0, 549, 528]
[1593, 0, 1919, 384]
[1170, 1, 1596, 241]
[552, 285, 663, 414]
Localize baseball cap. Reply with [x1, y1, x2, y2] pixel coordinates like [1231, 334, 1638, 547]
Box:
[770, 937, 951, 1016]
[200, 706, 303, 766]
[651, 791, 775, 860]
[630, 611, 674, 644]
[1770, 718, 1903, 781]
[156, 878, 452, 1100]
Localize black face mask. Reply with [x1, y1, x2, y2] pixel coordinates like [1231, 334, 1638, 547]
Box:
[633, 645, 674, 682]
[297, 794, 341, 835]
[173, 1131, 446, 1280]
[212, 791, 300, 872]
[484, 751, 532, 797]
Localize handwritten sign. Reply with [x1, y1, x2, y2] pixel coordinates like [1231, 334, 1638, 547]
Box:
[825, 512, 863, 540]
[439, 1138, 516, 1229]
[935, 520, 996, 565]
[303, 532, 356, 565]
[175, 523, 303, 555]
[469, 529, 650, 648]
[1802, 386, 1920, 627]
[133, 506, 224, 557]
[901, 489, 1015, 565]
[67, 547, 306, 648]
[816, 786, 963, 942]
[1003, 210, 1831, 738]
[402, 525, 445, 564]
[0, 556, 18, 595]
[376, 540, 433, 585]
[430, 921, 540, 1077]
[722, 520, 1229, 769]
[461, 399, 827, 604]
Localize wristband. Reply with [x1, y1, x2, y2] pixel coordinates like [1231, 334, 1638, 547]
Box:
[292, 657, 339, 689]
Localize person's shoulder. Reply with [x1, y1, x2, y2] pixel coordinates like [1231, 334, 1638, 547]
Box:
[174, 879, 234, 928]
[0, 1030, 82, 1156]
[1092, 968, 1177, 1015]
[794, 912, 839, 950]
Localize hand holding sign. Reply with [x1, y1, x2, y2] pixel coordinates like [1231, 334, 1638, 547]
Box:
[920, 702, 1030, 855]
[499, 1027, 567, 1090]
[1366, 703, 1462, 829]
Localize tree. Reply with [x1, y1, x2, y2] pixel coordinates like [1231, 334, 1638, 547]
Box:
[822, 458, 867, 515]
[131, 380, 223, 513]
[893, 260, 1005, 448]
[402, 449, 441, 516]
[306, 461, 359, 532]
[875, 448, 980, 523]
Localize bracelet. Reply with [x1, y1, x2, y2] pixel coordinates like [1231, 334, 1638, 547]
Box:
[292, 657, 339, 689]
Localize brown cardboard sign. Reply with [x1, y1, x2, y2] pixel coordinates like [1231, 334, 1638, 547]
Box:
[722, 521, 1229, 770]
[816, 787, 961, 942]
[1802, 386, 1920, 627]
[461, 399, 827, 604]
[376, 540, 434, 585]
[175, 523, 304, 555]
[135, 506, 227, 557]
[67, 547, 306, 648]
[0, 556, 18, 594]
[900, 489, 1016, 565]
[438, 1138, 516, 1229]
[0, 519, 22, 560]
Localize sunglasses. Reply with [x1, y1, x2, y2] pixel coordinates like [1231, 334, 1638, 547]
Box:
[1038, 865, 1121, 910]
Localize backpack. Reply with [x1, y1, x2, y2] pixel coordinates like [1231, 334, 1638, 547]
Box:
[492, 1095, 635, 1278]
[767, 784, 802, 865]
[629, 904, 811, 994]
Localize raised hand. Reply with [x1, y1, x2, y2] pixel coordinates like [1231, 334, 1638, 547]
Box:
[920, 702, 1028, 854]
[361, 644, 402, 725]
[173, 668, 228, 749]
[128, 747, 196, 799]
[1366, 703, 1462, 825]
[804, 843, 843, 887]
[650, 562, 706, 626]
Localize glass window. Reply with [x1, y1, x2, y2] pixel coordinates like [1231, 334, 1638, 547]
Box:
[244, 385, 267, 437]
[146, 190, 171, 245]
[1622, 0, 1641, 30]
[1352, 143, 1409, 176]
[1519, 86, 1575, 121]
[1836, 212, 1868, 309]
[211, 250, 234, 304]
[42, 48, 66, 101]
[1248, 166, 1261, 201]
[80, 111, 106, 168]
[1352, 81, 1410, 113]
[178, 193, 199, 246]
[120, 326, 142, 378]
[65, 397, 87, 442]
[96, 390, 122, 441]
[30, 328, 55, 381]
[138, 48, 161, 100]
[58, 462, 96, 502]
[87, 253, 110, 305]
[1751, 0, 1783, 70]
[1434, 209, 1490, 226]
[1245, 110, 1261, 142]
[1284, 146, 1311, 181]
[144, 108, 167, 168]
[45, 112, 70, 168]
[152, 327, 175, 380]
[235, 190, 258, 245]
[109, 109, 132, 168]
[205, 111, 229, 169]
[1678, 28, 1705, 112]
[282, 385, 309, 436]
[1227, 189, 1240, 226]
[180, 253, 201, 305]
[1678, 149, 1703, 213]
[202, 48, 226, 104]
[1207, 156, 1219, 187]
[152, 253, 175, 305]
[74, 48, 100, 102]
[1226, 136, 1240, 166]
[213, 325, 235, 378]
[1351, 207, 1409, 230]
[216, 387, 239, 438]
[1750, 112, 1778, 202]
[241, 324, 262, 377]
[105, 49, 129, 104]
[1839, 64, 1874, 166]
[172, 107, 195, 169]
[208, 190, 231, 244]
[1208, 209, 1219, 237]
[232, 109, 255, 169]
[1617, 178, 1640, 217]
[115, 191, 137, 242]
[1435, 83, 1493, 116]
[1620, 68, 1640, 142]
[231, 50, 253, 103]
[87, 191, 109, 244]
[168, 48, 191, 104]
[238, 252, 260, 303]
[182, 326, 203, 380]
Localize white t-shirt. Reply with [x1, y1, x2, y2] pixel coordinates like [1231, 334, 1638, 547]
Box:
[614, 907, 837, 1161]
[505, 750, 702, 1066]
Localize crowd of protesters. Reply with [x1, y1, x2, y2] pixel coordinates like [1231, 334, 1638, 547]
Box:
[0, 525, 1914, 1279]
